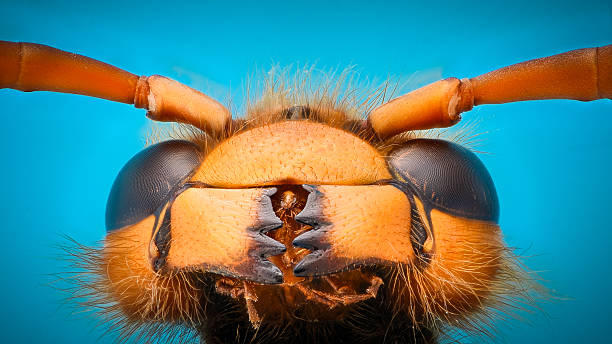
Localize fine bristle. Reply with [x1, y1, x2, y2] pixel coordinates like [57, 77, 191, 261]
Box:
[387, 238, 545, 342]
[57, 237, 205, 343]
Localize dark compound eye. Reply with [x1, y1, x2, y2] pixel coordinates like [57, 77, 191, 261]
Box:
[105, 140, 202, 231]
[388, 138, 499, 223]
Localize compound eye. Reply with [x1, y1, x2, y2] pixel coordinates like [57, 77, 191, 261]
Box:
[388, 139, 499, 223]
[105, 140, 202, 231]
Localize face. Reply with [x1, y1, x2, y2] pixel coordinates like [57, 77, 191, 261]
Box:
[69, 96, 532, 343]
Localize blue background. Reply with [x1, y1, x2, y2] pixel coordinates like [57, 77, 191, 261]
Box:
[1, 0, 611, 343]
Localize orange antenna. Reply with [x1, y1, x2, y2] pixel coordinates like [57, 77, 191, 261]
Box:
[369, 45, 612, 138]
[0, 41, 230, 135]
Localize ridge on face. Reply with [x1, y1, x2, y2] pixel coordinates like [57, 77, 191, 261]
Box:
[191, 121, 392, 187]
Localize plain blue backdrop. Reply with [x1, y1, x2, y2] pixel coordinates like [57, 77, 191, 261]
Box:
[1, 0, 611, 343]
